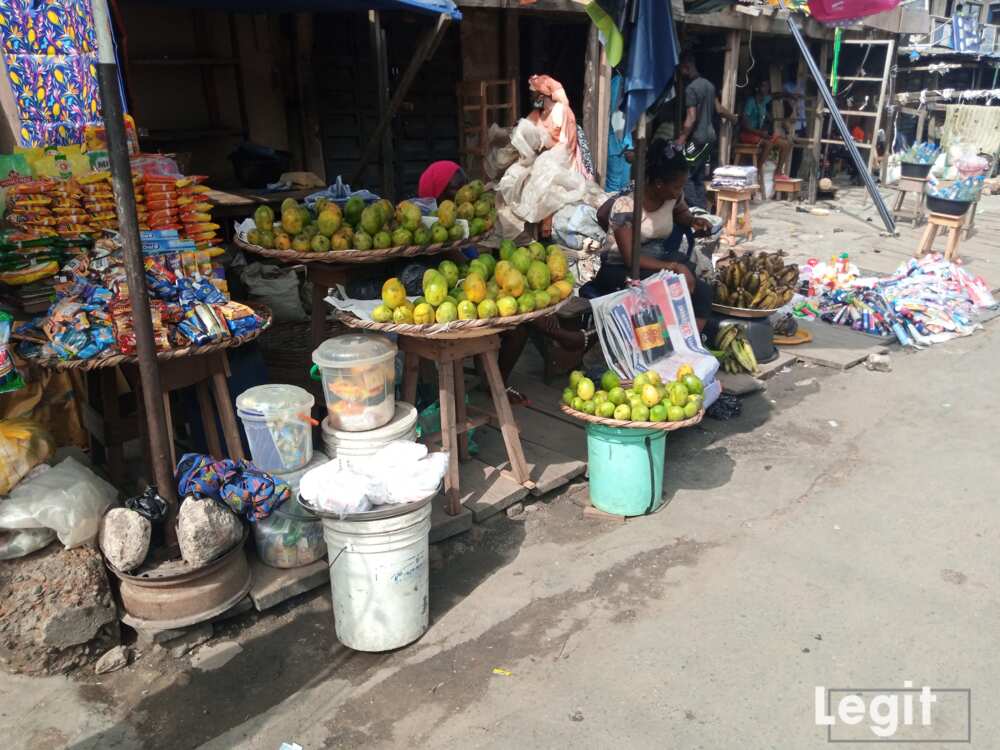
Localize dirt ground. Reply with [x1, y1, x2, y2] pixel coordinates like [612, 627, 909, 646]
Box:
[1, 185, 998, 749]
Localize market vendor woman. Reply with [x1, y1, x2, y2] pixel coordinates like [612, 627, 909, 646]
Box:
[591, 138, 715, 335]
[417, 161, 468, 204]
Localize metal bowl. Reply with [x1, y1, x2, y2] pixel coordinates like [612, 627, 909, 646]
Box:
[711, 302, 781, 319]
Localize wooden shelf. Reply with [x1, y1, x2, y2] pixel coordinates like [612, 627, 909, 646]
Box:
[820, 139, 873, 148]
[141, 128, 244, 142]
[132, 57, 239, 67]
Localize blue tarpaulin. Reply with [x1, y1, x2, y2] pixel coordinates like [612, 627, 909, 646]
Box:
[152, 0, 461, 20]
[620, 0, 678, 134]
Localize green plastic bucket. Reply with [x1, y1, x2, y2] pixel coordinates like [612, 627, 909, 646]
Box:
[586, 424, 665, 516]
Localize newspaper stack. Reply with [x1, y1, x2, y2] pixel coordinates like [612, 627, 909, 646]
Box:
[590, 271, 721, 407]
[711, 165, 758, 190]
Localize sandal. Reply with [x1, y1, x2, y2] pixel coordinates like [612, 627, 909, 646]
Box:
[506, 386, 530, 406]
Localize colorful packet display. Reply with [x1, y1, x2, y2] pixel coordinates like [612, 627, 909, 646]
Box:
[0, 311, 25, 393]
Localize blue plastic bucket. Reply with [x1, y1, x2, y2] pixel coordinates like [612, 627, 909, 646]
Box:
[586, 424, 666, 516]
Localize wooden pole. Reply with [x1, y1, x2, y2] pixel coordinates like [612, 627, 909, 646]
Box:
[718, 30, 740, 167]
[92, 0, 179, 524]
[582, 24, 600, 180]
[352, 13, 451, 193]
[808, 40, 829, 203]
[630, 112, 647, 281]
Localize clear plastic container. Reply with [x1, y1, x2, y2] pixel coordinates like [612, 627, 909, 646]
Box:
[253, 497, 325, 569]
[235, 384, 314, 473]
[272, 450, 329, 497]
[311, 334, 397, 432]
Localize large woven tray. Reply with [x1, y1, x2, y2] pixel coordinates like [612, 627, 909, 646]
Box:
[333, 296, 572, 339]
[560, 403, 704, 431]
[26, 303, 272, 372]
[235, 232, 488, 265]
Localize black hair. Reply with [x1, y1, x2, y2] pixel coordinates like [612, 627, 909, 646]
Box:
[646, 139, 689, 183]
[679, 51, 697, 67]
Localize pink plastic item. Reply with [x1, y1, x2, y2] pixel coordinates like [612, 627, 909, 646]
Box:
[808, 0, 900, 23]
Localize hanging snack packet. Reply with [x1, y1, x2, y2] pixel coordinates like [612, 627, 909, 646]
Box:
[0, 311, 25, 393]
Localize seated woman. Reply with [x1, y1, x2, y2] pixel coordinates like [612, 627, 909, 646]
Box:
[739, 80, 793, 176]
[417, 160, 467, 203]
[589, 138, 716, 337]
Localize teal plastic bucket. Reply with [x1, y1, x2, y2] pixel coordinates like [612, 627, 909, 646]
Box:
[586, 424, 666, 516]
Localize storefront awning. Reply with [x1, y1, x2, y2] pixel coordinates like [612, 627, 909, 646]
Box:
[151, 0, 462, 20]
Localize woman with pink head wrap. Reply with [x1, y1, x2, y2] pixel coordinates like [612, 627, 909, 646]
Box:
[527, 74, 591, 178]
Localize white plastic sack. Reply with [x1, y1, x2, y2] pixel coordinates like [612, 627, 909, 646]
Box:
[762, 160, 777, 200]
[0, 457, 116, 548]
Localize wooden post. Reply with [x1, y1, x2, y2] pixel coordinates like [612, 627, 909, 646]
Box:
[630, 112, 647, 281]
[369, 11, 395, 200]
[294, 14, 327, 182]
[594, 50, 611, 190]
[353, 13, 451, 195]
[582, 24, 600, 180]
[718, 30, 740, 167]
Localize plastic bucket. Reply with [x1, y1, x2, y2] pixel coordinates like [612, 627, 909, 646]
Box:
[586, 424, 666, 516]
[321, 498, 432, 651]
[235, 385, 314, 473]
[900, 161, 932, 179]
[321, 402, 418, 467]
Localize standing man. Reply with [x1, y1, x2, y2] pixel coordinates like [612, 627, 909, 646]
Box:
[675, 51, 738, 209]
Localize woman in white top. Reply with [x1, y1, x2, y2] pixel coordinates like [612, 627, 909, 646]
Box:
[591, 139, 714, 333]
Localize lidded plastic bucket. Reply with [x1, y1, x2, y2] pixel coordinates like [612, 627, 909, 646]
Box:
[235, 384, 314, 473]
[321, 402, 417, 467]
[586, 424, 666, 516]
[320, 497, 432, 651]
[311, 334, 397, 432]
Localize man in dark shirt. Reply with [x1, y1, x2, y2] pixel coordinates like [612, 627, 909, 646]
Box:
[675, 52, 738, 209]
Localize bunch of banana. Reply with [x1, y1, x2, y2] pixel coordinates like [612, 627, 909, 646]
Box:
[715, 324, 759, 374]
[714, 250, 799, 310]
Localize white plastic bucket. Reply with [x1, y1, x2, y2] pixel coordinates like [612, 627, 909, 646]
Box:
[321, 402, 417, 467]
[322, 499, 432, 651]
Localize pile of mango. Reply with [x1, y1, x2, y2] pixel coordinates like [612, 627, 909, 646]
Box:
[372, 241, 573, 324]
[244, 180, 496, 253]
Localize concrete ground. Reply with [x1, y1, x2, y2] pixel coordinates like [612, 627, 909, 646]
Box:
[2, 186, 998, 750]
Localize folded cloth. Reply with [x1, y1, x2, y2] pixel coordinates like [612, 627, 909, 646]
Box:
[175, 453, 290, 522]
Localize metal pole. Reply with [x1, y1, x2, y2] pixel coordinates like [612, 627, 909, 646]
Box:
[629, 112, 646, 281]
[781, 9, 896, 234]
[92, 0, 179, 518]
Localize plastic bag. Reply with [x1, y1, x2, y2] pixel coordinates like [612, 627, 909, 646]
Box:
[0, 419, 54, 495]
[0, 312, 25, 394]
[125, 486, 168, 549]
[416, 401, 478, 454]
[241, 262, 306, 323]
[0, 457, 117, 548]
[0, 527, 56, 560]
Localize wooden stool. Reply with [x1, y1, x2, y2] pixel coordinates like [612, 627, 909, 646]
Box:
[717, 188, 756, 246]
[124, 351, 246, 473]
[916, 212, 964, 261]
[704, 182, 718, 213]
[80, 368, 140, 488]
[399, 333, 532, 515]
[892, 176, 927, 227]
[773, 176, 803, 201]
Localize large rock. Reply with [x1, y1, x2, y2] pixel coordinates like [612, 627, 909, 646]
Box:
[176, 497, 243, 567]
[98, 508, 150, 572]
[0, 544, 119, 675]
